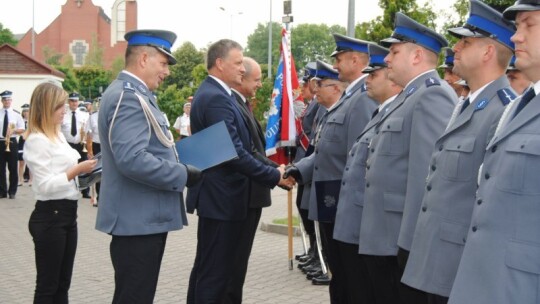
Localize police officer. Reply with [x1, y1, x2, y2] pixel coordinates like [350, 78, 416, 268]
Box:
[61, 92, 90, 198]
[401, 1, 516, 303]
[294, 62, 322, 263]
[96, 29, 200, 303]
[507, 55, 532, 94]
[0, 90, 25, 199]
[439, 48, 468, 98]
[333, 43, 402, 304]
[359, 12, 457, 303]
[449, 1, 540, 303]
[285, 56, 376, 302]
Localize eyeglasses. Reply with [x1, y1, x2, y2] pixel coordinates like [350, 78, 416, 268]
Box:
[315, 80, 337, 88]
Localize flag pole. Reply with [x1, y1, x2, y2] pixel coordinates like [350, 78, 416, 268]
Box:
[283, 1, 294, 270]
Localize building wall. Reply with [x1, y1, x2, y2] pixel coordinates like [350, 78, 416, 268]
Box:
[17, 0, 137, 69]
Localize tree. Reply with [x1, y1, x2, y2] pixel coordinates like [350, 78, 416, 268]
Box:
[0, 23, 18, 46]
[163, 42, 205, 90]
[110, 56, 125, 79]
[356, 0, 437, 44]
[440, 0, 469, 45]
[55, 66, 79, 94]
[483, 0, 516, 13]
[191, 63, 208, 89]
[43, 46, 64, 66]
[85, 34, 104, 67]
[74, 66, 111, 99]
[290, 24, 346, 66]
[245, 22, 283, 71]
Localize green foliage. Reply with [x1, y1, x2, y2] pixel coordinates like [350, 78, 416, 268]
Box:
[110, 56, 125, 79]
[440, 0, 469, 45]
[244, 22, 283, 69]
[356, 0, 437, 43]
[55, 66, 79, 94]
[290, 24, 346, 66]
[483, 0, 517, 13]
[191, 63, 208, 88]
[0, 23, 18, 46]
[156, 85, 194, 138]
[43, 46, 64, 66]
[253, 78, 274, 124]
[74, 66, 112, 99]
[272, 216, 299, 226]
[163, 42, 205, 89]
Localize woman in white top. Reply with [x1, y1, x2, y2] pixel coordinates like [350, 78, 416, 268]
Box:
[24, 81, 96, 304]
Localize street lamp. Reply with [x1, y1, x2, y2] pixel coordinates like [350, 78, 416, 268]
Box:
[219, 7, 243, 40]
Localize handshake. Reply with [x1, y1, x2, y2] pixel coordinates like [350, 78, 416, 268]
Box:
[277, 164, 301, 191]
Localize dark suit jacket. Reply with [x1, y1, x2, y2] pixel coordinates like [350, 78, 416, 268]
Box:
[232, 90, 277, 208]
[186, 77, 280, 221]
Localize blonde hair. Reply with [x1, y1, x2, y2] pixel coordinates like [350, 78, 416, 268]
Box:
[25, 82, 67, 141]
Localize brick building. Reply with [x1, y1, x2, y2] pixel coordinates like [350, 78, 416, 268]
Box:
[16, 0, 137, 69]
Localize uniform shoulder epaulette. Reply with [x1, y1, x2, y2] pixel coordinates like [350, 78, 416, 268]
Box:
[425, 77, 441, 87]
[123, 81, 136, 92]
[497, 88, 516, 106]
[13, 109, 20, 114]
[361, 83, 367, 93]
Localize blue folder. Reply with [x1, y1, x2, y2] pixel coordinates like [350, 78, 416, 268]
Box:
[175, 121, 238, 171]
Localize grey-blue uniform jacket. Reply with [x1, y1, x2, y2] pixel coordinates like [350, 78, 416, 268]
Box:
[449, 87, 540, 304]
[333, 101, 390, 244]
[95, 72, 188, 236]
[359, 70, 457, 255]
[294, 99, 321, 163]
[402, 75, 514, 297]
[295, 77, 377, 221]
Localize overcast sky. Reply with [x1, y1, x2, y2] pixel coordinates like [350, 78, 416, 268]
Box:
[3, 0, 458, 50]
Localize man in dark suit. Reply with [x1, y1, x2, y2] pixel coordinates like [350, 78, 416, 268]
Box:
[224, 57, 278, 304]
[186, 39, 294, 304]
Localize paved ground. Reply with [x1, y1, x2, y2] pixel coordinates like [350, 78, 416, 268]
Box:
[0, 184, 329, 303]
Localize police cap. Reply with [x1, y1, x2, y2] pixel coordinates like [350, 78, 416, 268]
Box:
[381, 12, 449, 54]
[0, 90, 12, 100]
[362, 44, 390, 74]
[503, 0, 540, 21]
[448, 0, 516, 50]
[125, 29, 177, 65]
[313, 60, 339, 80]
[68, 92, 80, 100]
[439, 48, 455, 69]
[330, 33, 372, 57]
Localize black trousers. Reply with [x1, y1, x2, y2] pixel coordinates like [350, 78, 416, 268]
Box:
[397, 248, 428, 304]
[28, 199, 78, 304]
[362, 254, 401, 304]
[68, 143, 89, 197]
[295, 185, 315, 250]
[0, 139, 19, 196]
[335, 240, 375, 304]
[91, 142, 101, 201]
[427, 293, 448, 304]
[224, 208, 262, 304]
[319, 221, 347, 304]
[187, 217, 245, 304]
[110, 233, 168, 304]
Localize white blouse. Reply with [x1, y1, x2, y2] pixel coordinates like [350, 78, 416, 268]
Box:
[23, 132, 81, 201]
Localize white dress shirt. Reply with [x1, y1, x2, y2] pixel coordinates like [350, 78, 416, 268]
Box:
[61, 108, 89, 144]
[0, 108, 25, 139]
[23, 132, 81, 201]
[173, 114, 190, 136]
[86, 111, 100, 144]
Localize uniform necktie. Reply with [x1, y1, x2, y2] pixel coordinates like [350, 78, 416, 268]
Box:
[371, 108, 379, 119]
[513, 87, 536, 119]
[71, 111, 77, 137]
[459, 98, 470, 114]
[2, 110, 7, 138]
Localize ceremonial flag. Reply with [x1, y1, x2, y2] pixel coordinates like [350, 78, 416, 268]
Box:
[265, 27, 308, 164]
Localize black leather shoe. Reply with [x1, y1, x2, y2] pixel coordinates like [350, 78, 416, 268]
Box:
[297, 258, 315, 269]
[0, 194, 6, 198]
[306, 269, 323, 280]
[295, 253, 308, 261]
[312, 273, 331, 285]
[302, 261, 321, 274]
[8, 194, 15, 199]
[82, 194, 91, 199]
